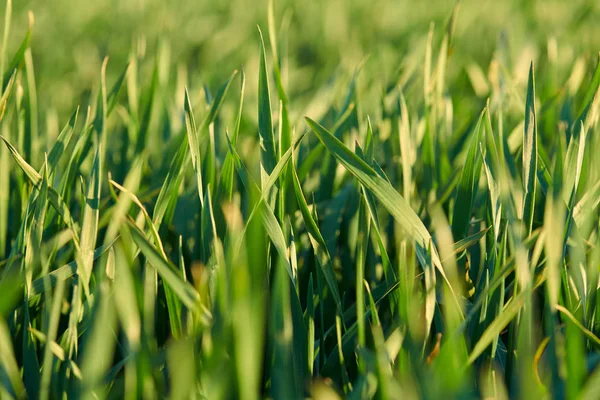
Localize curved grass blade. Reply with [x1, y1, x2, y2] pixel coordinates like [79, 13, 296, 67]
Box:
[2, 14, 30, 91]
[47, 107, 79, 173]
[127, 220, 201, 311]
[225, 135, 293, 280]
[290, 161, 342, 315]
[467, 289, 528, 364]
[184, 86, 205, 205]
[0, 134, 81, 245]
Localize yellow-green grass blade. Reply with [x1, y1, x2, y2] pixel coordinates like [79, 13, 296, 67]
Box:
[258, 27, 277, 179]
[522, 63, 538, 236]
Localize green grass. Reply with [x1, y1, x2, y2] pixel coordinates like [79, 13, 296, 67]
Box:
[1, 0, 600, 398]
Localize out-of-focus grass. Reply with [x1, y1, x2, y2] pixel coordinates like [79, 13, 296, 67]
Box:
[1, 0, 600, 398]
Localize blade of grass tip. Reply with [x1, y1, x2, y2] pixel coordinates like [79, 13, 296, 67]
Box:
[225, 134, 294, 280]
[2, 10, 31, 92]
[237, 131, 306, 228]
[153, 132, 187, 229]
[267, 0, 288, 105]
[0, 134, 81, 245]
[93, 58, 108, 143]
[258, 26, 277, 181]
[448, 227, 490, 259]
[107, 62, 130, 116]
[204, 73, 240, 131]
[304, 117, 461, 317]
[134, 60, 158, 154]
[202, 70, 239, 195]
[77, 144, 102, 295]
[47, 106, 78, 174]
[24, 47, 38, 165]
[104, 156, 144, 243]
[523, 62, 537, 236]
[575, 53, 600, 130]
[0, 70, 15, 123]
[216, 68, 245, 204]
[184, 86, 205, 205]
[451, 108, 485, 241]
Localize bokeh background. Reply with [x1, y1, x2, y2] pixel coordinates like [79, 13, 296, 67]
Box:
[5, 0, 600, 119]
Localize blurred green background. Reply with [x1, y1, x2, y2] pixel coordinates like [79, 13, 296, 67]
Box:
[6, 0, 600, 119]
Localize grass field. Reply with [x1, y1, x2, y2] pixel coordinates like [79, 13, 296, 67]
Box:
[1, 0, 600, 398]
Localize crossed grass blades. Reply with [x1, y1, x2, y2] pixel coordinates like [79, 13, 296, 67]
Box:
[1, 0, 600, 399]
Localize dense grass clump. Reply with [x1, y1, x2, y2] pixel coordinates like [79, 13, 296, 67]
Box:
[1, 0, 600, 398]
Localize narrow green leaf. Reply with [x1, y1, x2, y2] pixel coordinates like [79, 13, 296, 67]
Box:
[77, 144, 102, 293]
[452, 108, 485, 241]
[258, 27, 277, 177]
[290, 161, 343, 314]
[523, 62, 537, 236]
[128, 221, 201, 310]
[47, 107, 79, 173]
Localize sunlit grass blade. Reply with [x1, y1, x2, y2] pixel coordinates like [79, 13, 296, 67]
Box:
[467, 289, 528, 364]
[2, 12, 31, 91]
[77, 144, 102, 294]
[216, 68, 245, 204]
[127, 220, 201, 311]
[522, 62, 538, 236]
[47, 107, 78, 173]
[258, 27, 277, 179]
[0, 134, 81, 243]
